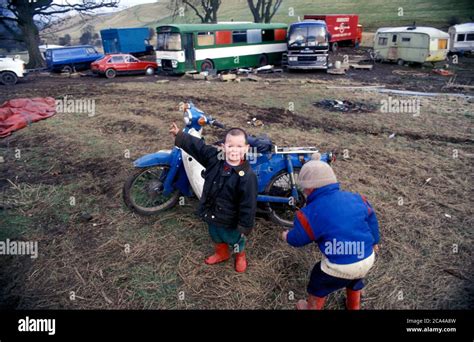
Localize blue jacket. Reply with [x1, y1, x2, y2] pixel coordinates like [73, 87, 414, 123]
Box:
[286, 183, 380, 264]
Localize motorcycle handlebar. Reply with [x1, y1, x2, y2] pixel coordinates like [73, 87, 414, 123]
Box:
[211, 120, 226, 129]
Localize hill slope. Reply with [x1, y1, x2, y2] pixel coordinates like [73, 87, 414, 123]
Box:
[41, 0, 474, 44]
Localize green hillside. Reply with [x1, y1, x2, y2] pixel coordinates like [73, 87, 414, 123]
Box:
[41, 0, 474, 43]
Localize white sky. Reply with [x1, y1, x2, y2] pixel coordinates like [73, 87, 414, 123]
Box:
[53, 0, 157, 11]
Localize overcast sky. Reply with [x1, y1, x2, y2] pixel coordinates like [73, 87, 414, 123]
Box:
[53, 0, 157, 11]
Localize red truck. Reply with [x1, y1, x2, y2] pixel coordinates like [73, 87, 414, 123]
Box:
[303, 14, 362, 52]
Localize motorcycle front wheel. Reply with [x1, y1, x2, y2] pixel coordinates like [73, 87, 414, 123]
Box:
[265, 168, 305, 227]
[123, 165, 180, 216]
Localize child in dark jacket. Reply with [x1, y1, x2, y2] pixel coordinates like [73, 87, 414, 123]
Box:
[282, 153, 380, 310]
[170, 123, 257, 273]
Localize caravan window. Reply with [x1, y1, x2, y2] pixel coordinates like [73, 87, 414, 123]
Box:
[378, 37, 388, 45]
[467, 34, 474, 41]
[456, 34, 465, 42]
[401, 37, 411, 42]
[392, 34, 397, 43]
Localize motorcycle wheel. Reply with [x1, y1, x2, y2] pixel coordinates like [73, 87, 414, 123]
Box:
[123, 165, 180, 216]
[265, 168, 305, 227]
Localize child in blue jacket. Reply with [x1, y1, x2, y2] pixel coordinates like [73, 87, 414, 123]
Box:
[282, 153, 380, 310]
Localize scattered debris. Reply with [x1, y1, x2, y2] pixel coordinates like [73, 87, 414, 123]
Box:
[327, 68, 346, 75]
[156, 79, 170, 84]
[219, 74, 237, 82]
[350, 64, 373, 70]
[389, 133, 396, 139]
[313, 99, 375, 113]
[445, 213, 452, 218]
[247, 117, 264, 127]
[192, 73, 207, 80]
[433, 69, 454, 76]
[245, 75, 262, 82]
[392, 69, 428, 77]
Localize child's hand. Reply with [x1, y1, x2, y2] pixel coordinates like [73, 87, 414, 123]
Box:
[281, 230, 289, 241]
[169, 122, 180, 137]
[373, 244, 380, 253]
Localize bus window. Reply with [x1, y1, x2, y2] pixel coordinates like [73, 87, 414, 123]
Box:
[262, 29, 274, 42]
[456, 34, 465, 42]
[247, 29, 262, 43]
[197, 32, 215, 46]
[467, 33, 474, 41]
[275, 29, 286, 41]
[216, 31, 232, 45]
[157, 32, 182, 50]
[232, 30, 247, 43]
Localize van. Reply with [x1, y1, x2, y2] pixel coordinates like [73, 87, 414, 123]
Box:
[45, 45, 103, 72]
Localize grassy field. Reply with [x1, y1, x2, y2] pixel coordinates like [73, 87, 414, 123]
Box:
[40, 0, 474, 44]
[0, 62, 473, 309]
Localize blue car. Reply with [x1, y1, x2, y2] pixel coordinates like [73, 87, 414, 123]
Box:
[45, 45, 103, 73]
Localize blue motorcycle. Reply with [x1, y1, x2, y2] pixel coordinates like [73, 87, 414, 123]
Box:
[123, 101, 334, 227]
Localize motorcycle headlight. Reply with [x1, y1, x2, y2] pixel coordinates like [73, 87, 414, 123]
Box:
[172, 60, 178, 68]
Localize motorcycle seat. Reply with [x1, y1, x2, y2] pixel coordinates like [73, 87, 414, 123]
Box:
[248, 135, 273, 153]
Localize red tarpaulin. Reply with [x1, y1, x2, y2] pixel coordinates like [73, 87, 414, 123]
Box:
[0, 97, 56, 138]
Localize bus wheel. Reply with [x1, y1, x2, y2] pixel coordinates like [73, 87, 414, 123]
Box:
[200, 59, 214, 72]
[258, 54, 268, 67]
[331, 42, 338, 53]
[105, 68, 117, 79]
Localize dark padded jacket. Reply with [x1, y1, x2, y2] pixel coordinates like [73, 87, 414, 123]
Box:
[175, 131, 257, 234]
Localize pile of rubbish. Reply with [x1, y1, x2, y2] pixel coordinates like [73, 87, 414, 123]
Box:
[313, 99, 375, 113]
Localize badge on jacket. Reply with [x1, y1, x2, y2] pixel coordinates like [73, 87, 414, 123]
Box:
[239, 170, 245, 177]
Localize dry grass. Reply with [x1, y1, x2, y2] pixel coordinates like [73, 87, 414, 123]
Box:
[0, 72, 473, 309]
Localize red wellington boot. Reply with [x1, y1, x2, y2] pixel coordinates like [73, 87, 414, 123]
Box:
[205, 243, 230, 265]
[296, 295, 326, 310]
[346, 288, 361, 310]
[235, 252, 247, 273]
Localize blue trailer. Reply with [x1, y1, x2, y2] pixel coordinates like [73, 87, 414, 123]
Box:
[45, 45, 103, 73]
[100, 28, 154, 56]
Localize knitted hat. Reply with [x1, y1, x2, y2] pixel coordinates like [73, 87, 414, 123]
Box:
[297, 152, 337, 189]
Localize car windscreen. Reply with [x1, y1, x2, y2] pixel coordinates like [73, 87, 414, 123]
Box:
[288, 24, 327, 47]
[156, 33, 182, 51]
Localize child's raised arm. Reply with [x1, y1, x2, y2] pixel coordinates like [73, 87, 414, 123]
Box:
[170, 122, 218, 168]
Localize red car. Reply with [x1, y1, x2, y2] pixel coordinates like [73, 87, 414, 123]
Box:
[91, 54, 157, 78]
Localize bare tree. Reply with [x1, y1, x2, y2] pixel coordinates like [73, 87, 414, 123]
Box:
[0, 0, 118, 69]
[247, 0, 282, 23]
[169, 0, 221, 23]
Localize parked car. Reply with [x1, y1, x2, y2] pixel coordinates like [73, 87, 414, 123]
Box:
[90, 54, 157, 78]
[45, 45, 103, 73]
[0, 55, 26, 85]
[100, 28, 154, 56]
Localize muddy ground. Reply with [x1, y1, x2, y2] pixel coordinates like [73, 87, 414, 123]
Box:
[0, 50, 473, 309]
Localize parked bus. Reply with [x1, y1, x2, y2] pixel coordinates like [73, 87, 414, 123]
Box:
[155, 23, 287, 74]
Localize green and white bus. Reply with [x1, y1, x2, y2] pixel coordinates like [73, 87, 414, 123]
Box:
[155, 23, 288, 74]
